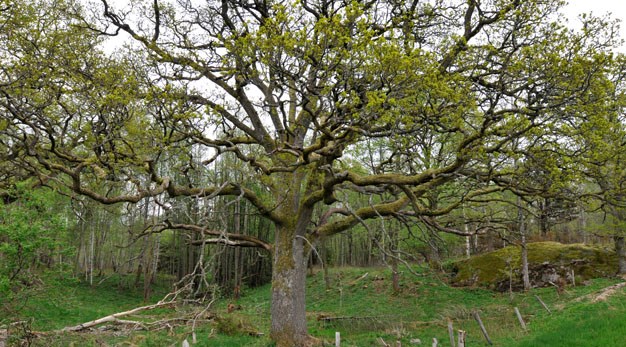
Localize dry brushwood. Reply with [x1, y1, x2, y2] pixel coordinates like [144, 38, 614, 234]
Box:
[51, 271, 222, 334]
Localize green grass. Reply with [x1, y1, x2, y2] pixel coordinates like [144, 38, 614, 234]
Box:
[502, 290, 626, 347]
[227, 267, 626, 346]
[6, 267, 626, 346]
[17, 274, 170, 331]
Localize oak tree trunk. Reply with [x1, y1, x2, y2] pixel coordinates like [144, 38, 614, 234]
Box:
[270, 227, 310, 347]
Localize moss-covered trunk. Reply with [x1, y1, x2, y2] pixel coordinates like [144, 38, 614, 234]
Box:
[270, 225, 309, 346]
[269, 172, 316, 347]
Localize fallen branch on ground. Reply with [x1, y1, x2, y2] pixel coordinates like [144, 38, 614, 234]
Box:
[348, 272, 369, 286]
[318, 315, 384, 323]
[59, 301, 176, 332]
[573, 282, 626, 303]
[591, 282, 626, 303]
[54, 277, 211, 334]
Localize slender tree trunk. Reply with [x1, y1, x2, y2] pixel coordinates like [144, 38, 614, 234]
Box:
[521, 235, 530, 291]
[348, 233, 353, 266]
[75, 215, 86, 275]
[143, 237, 154, 301]
[234, 199, 242, 294]
[615, 235, 626, 275]
[151, 201, 161, 284]
[134, 263, 143, 288]
[390, 224, 400, 293]
[539, 199, 548, 236]
[152, 234, 160, 284]
[391, 256, 400, 293]
[320, 239, 331, 290]
[367, 236, 373, 266]
[579, 205, 587, 244]
[463, 206, 471, 258]
[518, 197, 530, 291]
[89, 225, 94, 286]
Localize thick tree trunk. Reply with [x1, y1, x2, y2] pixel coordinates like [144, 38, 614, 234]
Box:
[267, 168, 318, 346]
[615, 235, 626, 275]
[270, 228, 310, 347]
[391, 258, 400, 293]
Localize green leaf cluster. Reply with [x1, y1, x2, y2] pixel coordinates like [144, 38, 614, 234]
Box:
[0, 183, 73, 303]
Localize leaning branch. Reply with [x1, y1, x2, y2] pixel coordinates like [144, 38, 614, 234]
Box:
[189, 238, 268, 249]
[151, 220, 272, 251]
[165, 183, 282, 223]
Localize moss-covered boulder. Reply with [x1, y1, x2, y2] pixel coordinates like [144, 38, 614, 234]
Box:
[449, 242, 617, 291]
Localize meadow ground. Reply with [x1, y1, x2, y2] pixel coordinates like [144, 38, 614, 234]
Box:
[5, 266, 626, 346]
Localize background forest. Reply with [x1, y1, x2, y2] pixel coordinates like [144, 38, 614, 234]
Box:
[2, 0, 626, 346]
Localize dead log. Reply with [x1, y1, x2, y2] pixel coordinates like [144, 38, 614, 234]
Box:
[59, 301, 175, 332]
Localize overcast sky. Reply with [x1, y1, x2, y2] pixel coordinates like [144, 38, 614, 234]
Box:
[100, 1, 626, 54]
[563, 0, 626, 50]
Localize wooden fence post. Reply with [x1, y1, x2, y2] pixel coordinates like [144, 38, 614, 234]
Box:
[472, 311, 493, 345]
[447, 319, 456, 347]
[534, 295, 552, 314]
[514, 307, 527, 331]
[457, 330, 466, 347]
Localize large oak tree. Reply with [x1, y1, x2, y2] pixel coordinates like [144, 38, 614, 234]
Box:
[0, 0, 621, 345]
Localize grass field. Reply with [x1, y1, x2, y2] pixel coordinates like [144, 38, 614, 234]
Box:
[5, 267, 626, 346]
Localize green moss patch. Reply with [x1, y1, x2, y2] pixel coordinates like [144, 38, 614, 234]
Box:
[449, 242, 617, 290]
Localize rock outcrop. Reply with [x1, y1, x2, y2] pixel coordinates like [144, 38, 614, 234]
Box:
[449, 242, 617, 291]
